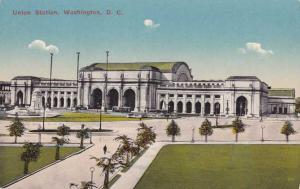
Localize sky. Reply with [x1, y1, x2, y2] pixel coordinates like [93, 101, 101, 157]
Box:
[0, 0, 300, 95]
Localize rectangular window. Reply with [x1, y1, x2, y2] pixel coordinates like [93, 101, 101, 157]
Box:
[60, 92, 64, 94]
[187, 94, 192, 98]
[67, 92, 71, 94]
[169, 94, 174, 97]
[196, 95, 201, 98]
[205, 95, 210, 98]
[178, 94, 183, 97]
[214, 95, 220, 98]
[160, 94, 166, 97]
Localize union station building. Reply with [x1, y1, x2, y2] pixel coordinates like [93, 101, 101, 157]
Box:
[0, 62, 296, 117]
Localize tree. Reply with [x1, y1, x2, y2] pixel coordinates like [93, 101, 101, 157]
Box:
[232, 117, 245, 142]
[114, 135, 133, 166]
[7, 113, 25, 143]
[135, 122, 156, 154]
[281, 121, 296, 142]
[52, 137, 68, 160]
[20, 142, 41, 174]
[91, 151, 122, 189]
[199, 119, 213, 142]
[166, 119, 180, 142]
[76, 124, 90, 148]
[57, 124, 70, 139]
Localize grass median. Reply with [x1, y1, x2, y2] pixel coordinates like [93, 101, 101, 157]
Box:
[135, 144, 300, 189]
[0, 146, 80, 187]
[2, 112, 142, 122]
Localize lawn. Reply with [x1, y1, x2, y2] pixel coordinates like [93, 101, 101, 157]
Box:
[0, 146, 80, 187]
[135, 144, 300, 189]
[4, 112, 141, 122]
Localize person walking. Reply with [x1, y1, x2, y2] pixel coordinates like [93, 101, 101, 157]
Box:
[103, 145, 107, 155]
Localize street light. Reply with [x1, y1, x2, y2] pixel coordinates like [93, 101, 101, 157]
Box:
[42, 102, 48, 131]
[226, 100, 229, 115]
[38, 124, 42, 143]
[215, 113, 219, 127]
[191, 126, 195, 143]
[98, 102, 102, 131]
[261, 125, 265, 142]
[90, 166, 95, 189]
[89, 130, 93, 144]
[104, 51, 109, 113]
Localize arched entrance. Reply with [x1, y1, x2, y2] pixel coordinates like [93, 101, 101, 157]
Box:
[16, 91, 23, 106]
[107, 89, 119, 110]
[60, 97, 64, 108]
[236, 96, 247, 116]
[42, 97, 45, 107]
[73, 98, 77, 107]
[53, 97, 58, 108]
[186, 102, 192, 113]
[0, 96, 4, 105]
[177, 101, 183, 113]
[123, 89, 135, 111]
[205, 102, 211, 115]
[168, 101, 174, 113]
[47, 97, 51, 108]
[195, 102, 201, 114]
[159, 101, 164, 110]
[90, 88, 102, 108]
[67, 98, 71, 108]
[214, 102, 220, 115]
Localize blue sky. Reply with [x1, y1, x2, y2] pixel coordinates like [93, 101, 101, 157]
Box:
[0, 0, 300, 95]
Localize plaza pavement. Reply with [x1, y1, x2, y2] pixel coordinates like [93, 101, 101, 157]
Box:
[1, 116, 300, 189]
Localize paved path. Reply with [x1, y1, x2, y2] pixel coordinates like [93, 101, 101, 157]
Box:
[1, 117, 300, 189]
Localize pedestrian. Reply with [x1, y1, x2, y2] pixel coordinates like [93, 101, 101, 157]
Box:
[103, 145, 107, 155]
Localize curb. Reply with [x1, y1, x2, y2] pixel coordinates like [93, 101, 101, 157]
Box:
[2, 144, 95, 188]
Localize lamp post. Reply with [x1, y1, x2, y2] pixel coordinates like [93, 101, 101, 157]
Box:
[42, 103, 46, 130]
[38, 124, 42, 143]
[90, 167, 95, 189]
[89, 130, 93, 144]
[98, 103, 102, 131]
[226, 100, 229, 115]
[261, 125, 265, 142]
[104, 51, 109, 113]
[49, 53, 53, 109]
[191, 126, 195, 143]
[215, 113, 219, 127]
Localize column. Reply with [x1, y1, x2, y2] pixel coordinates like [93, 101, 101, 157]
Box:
[45, 91, 49, 107]
[50, 91, 54, 108]
[211, 95, 215, 115]
[64, 92, 67, 108]
[192, 95, 196, 114]
[201, 96, 205, 116]
[183, 95, 186, 113]
[57, 92, 61, 108]
[70, 92, 74, 108]
[166, 94, 169, 111]
[174, 94, 178, 113]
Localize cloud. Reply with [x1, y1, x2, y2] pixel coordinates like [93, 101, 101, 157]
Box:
[144, 19, 160, 29]
[238, 42, 273, 56]
[28, 40, 59, 54]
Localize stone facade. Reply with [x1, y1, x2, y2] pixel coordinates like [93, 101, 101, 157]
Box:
[0, 62, 296, 116]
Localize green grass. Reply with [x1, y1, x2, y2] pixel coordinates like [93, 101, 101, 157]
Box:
[3, 112, 141, 122]
[0, 146, 80, 187]
[135, 144, 300, 189]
